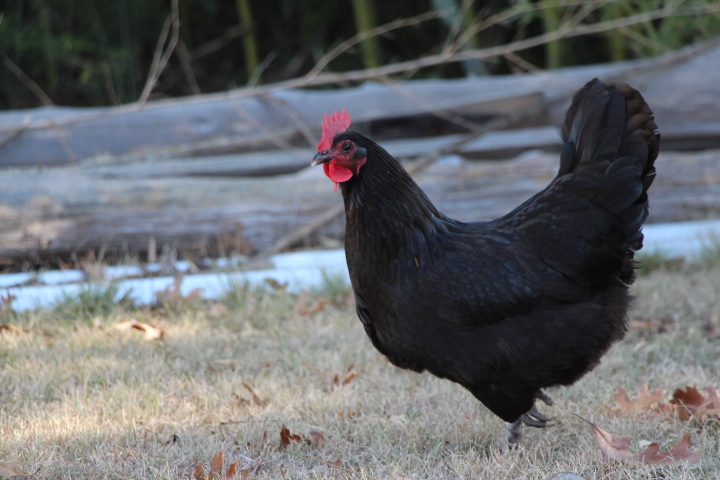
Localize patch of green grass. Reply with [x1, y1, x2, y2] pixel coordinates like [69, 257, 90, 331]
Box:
[697, 237, 720, 271]
[636, 250, 685, 276]
[219, 278, 253, 312]
[51, 282, 133, 322]
[637, 239, 720, 276]
[312, 271, 352, 307]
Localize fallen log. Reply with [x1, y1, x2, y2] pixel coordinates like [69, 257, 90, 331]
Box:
[2, 40, 720, 168]
[1, 148, 718, 266]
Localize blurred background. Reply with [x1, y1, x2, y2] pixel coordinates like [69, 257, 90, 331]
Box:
[1, 0, 720, 310]
[3, 0, 720, 107]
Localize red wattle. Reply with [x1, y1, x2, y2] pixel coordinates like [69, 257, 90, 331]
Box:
[323, 161, 354, 184]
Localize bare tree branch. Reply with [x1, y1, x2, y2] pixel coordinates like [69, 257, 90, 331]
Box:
[306, 10, 448, 79]
[247, 51, 278, 87]
[138, 0, 181, 105]
[2, 54, 54, 106]
[177, 41, 202, 96]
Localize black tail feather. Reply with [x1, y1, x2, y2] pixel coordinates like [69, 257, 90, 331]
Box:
[559, 78, 659, 282]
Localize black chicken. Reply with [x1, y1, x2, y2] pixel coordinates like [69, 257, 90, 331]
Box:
[311, 79, 659, 444]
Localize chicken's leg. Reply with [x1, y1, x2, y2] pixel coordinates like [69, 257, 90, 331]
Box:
[505, 390, 555, 445]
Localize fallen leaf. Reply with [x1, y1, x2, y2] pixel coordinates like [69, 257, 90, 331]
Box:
[279, 425, 302, 449]
[264, 278, 287, 291]
[0, 462, 32, 478]
[338, 409, 358, 420]
[589, 422, 634, 461]
[210, 451, 224, 478]
[0, 324, 23, 335]
[194, 463, 207, 480]
[614, 384, 666, 415]
[639, 432, 700, 464]
[194, 451, 241, 480]
[0, 293, 16, 309]
[332, 366, 358, 388]
[327, 459, 342, 471]
[113, 319, 164, 341]
[225, 463, 238, 479]
[671, 386, 720, 421]
[308, 431, 325, 447]
[579, 415, 701, 465]
[295, 294, 327, 317]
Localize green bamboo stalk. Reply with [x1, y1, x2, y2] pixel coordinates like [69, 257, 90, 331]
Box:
[235, 0, 259, 83]
[601, 1, 629, 61]
[352, 0, 382, 69]
[39, 4, 57, 92]
[541, 5, 569, 69]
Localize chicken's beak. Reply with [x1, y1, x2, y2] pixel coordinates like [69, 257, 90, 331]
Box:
[311, 152, 333, 167]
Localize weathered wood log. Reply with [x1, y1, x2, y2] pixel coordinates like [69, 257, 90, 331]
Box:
[2, 40, 720, 168]
[14, 121, 711, 183]
[1, 148, 718, 265]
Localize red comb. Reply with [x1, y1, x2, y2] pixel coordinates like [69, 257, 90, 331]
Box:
[317, 110, 351, 152]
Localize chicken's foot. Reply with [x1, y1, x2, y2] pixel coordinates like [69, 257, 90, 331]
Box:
[505, 391, 555, 446]
[505, 419, 523, 446]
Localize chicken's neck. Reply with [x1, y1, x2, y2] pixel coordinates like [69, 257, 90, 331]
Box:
[340, 141, 445, 265]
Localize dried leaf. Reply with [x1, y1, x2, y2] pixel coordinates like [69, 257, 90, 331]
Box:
[338, 409, 358, 420]
[671, 386, 720, 421]
[332, 366, 358, 388]
[342, 371, 357, 385]
[590, 423, 634, 461]
[295, 294, 327, 317]
[0, 462, 32, 478]
[308, 431, 325, 447]
[639, 433, 700, 464]
[580, 415, 701, 465]
[614, 384, 666, 415]
[225, 463, 238, 479]
[194, 463, 207, 480]
[113, 319, 164, 340]
[210, 451, 224, 478]
[327, 459, 343, 471]
[0, 324, 23, 335]
[264, 279, 287, 291]
[241, 382, 268, 408]
[239, 461, 262, 480]
[279, 425, 302, 449]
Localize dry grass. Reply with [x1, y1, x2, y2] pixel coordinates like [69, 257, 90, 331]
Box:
[1, 268, 719, 480]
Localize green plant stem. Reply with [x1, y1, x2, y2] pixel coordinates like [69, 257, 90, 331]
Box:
[541, 5, 567, 68]
[352, 0, 382, 69]
[235, 0, 259, 83]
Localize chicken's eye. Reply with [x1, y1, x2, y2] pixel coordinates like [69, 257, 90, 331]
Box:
[343, 142, 353, 152]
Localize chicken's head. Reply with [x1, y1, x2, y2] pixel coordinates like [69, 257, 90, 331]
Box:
[312, 110, 367, 190]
